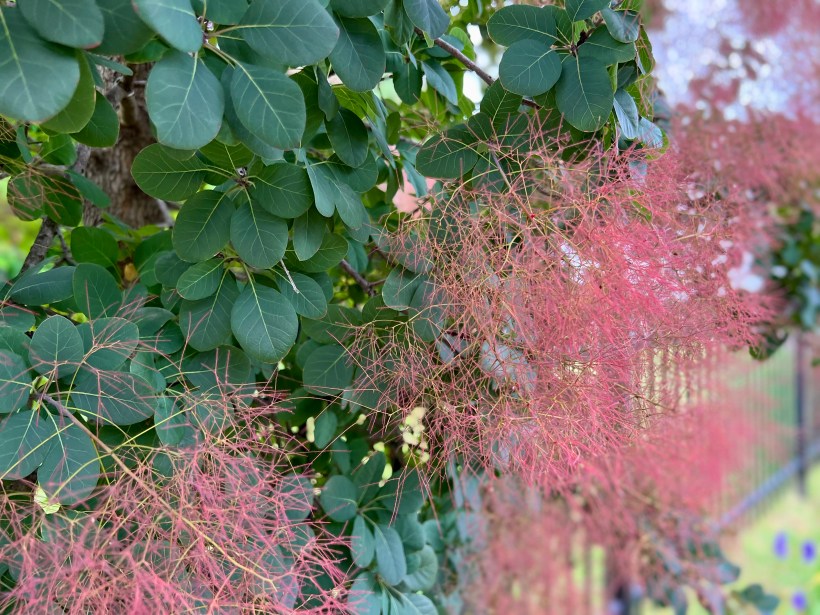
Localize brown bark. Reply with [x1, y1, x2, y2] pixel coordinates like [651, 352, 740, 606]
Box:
[83, 63, 169, 228]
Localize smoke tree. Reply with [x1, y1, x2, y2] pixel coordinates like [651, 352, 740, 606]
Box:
[0, 0, 788, 612]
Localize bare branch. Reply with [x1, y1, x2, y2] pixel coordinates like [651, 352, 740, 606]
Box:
[340, 259, 375, 296]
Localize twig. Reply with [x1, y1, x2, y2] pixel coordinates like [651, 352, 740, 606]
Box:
[416, 28, 539, 109]
[340, 259, 375, 296]
[21, 218, 60, 273]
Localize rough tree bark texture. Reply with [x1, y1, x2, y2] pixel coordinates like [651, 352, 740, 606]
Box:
[83, 63, 168, 228]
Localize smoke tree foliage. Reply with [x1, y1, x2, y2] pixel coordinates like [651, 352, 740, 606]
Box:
[0, 0, 786, 613]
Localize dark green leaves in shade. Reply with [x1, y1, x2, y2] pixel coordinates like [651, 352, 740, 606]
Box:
[403, 0, 449, 39]
[191, 0, 247, 25]
[179, 275, 239, 351]
[19, 0, 104, 48]
[71, 92, 119, 148]
[173, 190, 234, 262]
[231, 64, 306, 150]
[326, 109, 369, 168]
[480, 81, 523, 128]
[146, 52, 224, 150]
[132, 0, 203, 53]
[290, 233, 348, 273]
[319, 475, 358, 521]
[9, 266, 75, 306]
[70, 370, 155, 425]
[276, 272, 327, 319]
[230, 281, 298, 363]
[555, 56, 614, 132]
[239, 0, 339, 67]
[0, 410, 51, 479]
[0, 352, 31, 414]
[421, 61, 458, 106]
[38, 417, 100, 505]
[303, 344, 353, 395]
[176, 259, 223, 300]
[382, 267, 423, 311]
[28, 315, 84, 378]
[403, 546, 438, 591]
[601, 8, 641, 43]
[95, 0, 154, 55]
[131, 144, 206, 201]
[71, 227, 119, 267]
[373, 524, 406, 586]
[293, 208, 327, 261]
[565, 0, 609, 22]
[499, 40, 561, 97]
[0, 7, 80, 122]
[577, 27, 636, 64]
[250, 162, 314, 218]
[330, 0, 388, 18]
[487, 5, 557, 47]
[73, 263, 122, 319]
[329, 16, 386, 92]
[230, 201, 288, 269]
[415, 124, 478, 179]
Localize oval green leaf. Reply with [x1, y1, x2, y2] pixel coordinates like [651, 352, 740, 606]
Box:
[555, 55, 614, 133]
[230, 200, 288, 269]
[499, 39, 561, 97]
[173, 190, 235, 262]
[230, 282, 298, 363]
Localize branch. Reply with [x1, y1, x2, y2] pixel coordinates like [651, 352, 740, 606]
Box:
[416, 28, 539, 109]
[340, 259, 376, 296]
[21, 218, 60, 273]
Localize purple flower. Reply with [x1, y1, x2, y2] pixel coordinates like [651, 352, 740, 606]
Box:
[792, 591, 807, 612]
[773, 531, 788, 559]
[802, 540, 817, 564]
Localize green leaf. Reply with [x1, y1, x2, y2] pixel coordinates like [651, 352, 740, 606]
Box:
[146, 52, 224, 150]
[131, 143, 206, 201]
[231, 63, 306, 150]
[330, 0, 388, 17]
[382, 267, 423, 310]
[19, 0, 104, 48]
[96, 0, 155, 55]
[73, 263, 121, 319]
[292, 207, 327, 261]
[373, 524, 406, 586]
[0, 7, 81, 122]
[421, 61, 457, 106]
[555, 55, 614, 132]
[9, 265, 75, 305]
[153, 396, 194, 446]
[78, 317, 140, 370]
[71, 91, 119, 148]
[499, 40, 561, 97]
[230, 200, 288, 269]
[577, 27, 636, 64]
[70, 227, 118, 267]
[176, 259, 223, 300]
[352, 452, 386, 503]
[173, 190, 234, 262]
[403, 0, 448, 38]
[276, 272, 328, 319]
[312, 410, 337, 448]
[351, 515, 375, 568]
[400, 594, 437, 615]
[601, 8, 640, 43]
[480, 80, 523, 128]
[70, 370, 155, 425]
[179, 275, 239, 351]
[200, 140, 253, 172]
[291, 233, 348, 273]
[250, 162, 313, 218]
[329, 16, 386, 92]
[487, 5, 558, 47]
[415, 124, 478, 179]
[334, 184, 368, 231]
[637, 117, 663, 148]
[41, 134, 77, 166]
[238, 0, 339, 66]
[29, 315, 84, 378]
[564, 0, 609, 22]
[0, 351, 31, 414]
[0, 410, 51, 479]
[319, 475, 358, 521]
[38, 416, 100, 505]
[613, 88, 639, 139]
[303, 343, 353, 396]
[67, 171, 110, 209]
[41, 55, 96, 133]
[231, 281, 298, 363]
[326, 109, 369, 168]
[403, 545, 437, 591]
[305, 162, 336, 217]
[133, 0, 202, 53]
